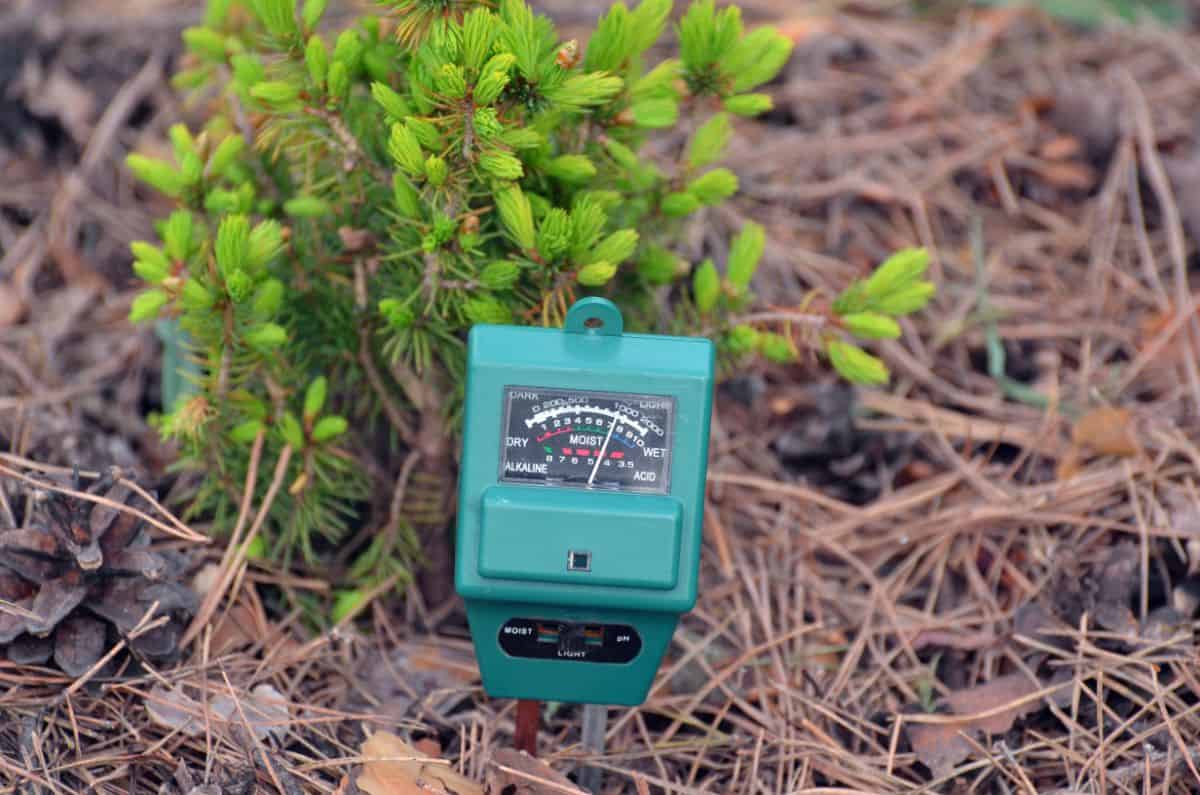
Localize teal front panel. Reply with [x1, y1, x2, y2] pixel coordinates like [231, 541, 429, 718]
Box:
[479, 486, 681, 590]
[456, 323, 713, 616]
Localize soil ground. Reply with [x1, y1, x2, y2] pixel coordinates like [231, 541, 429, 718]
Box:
[2, 1, 1200, 793]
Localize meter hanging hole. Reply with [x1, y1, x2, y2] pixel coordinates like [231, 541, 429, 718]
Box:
[567, 550, 592, 571]
[564, 297, 623, 336]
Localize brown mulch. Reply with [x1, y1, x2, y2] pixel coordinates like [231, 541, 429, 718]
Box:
[3, 1, 1200, 793]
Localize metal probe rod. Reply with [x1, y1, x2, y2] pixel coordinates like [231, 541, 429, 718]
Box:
[578, 703, 607, 793]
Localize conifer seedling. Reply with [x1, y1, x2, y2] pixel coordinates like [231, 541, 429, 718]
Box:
[128, 0, 935, 589]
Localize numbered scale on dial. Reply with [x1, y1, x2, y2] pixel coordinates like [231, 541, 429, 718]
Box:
[500, 386, 675, 494]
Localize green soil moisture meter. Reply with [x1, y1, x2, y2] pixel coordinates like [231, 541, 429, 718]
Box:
[456, 297, 714, 705]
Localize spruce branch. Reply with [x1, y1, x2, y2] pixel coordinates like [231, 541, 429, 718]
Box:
[302, 106, 390, 181]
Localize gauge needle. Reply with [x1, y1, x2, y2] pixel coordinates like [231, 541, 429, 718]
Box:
[587, 419, 617, 486]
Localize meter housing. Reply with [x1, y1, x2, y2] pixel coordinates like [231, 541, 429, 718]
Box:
[456, 298, 714, 705]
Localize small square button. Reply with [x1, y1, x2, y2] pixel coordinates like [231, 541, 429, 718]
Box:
[567, 550, 591, 571]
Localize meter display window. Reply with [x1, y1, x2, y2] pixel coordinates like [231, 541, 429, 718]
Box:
[500, 386, 674, 494]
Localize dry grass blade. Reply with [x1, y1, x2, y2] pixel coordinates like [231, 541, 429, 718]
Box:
[181, 438, 290, 648]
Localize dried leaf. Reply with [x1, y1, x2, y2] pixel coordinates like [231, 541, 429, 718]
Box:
[907, 673, 1044, 778]
[353, 642, 480, 723]
[208, 600, 260, 656]
[357, 731, 482, 795]
[486, 749, 585, 795]
[413, 738, 442, 757]
[146, 684, 204, 736]
[943, 673, 1043, 733]
[146, 682, 292, 742]
[211, 683, 292, 743]
[1059, 406, 1140, 479]
[905, 721, 975, 780]
[1071, 406, 1139, 457]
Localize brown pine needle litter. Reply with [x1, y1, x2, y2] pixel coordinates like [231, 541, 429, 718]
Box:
[2, 0, 1200, 792]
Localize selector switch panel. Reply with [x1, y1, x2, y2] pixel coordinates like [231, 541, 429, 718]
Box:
[561, 625, 587, 655]
[498, 618, 642, 663]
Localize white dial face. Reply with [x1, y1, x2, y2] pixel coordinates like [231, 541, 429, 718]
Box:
[499, 386, 674, 494]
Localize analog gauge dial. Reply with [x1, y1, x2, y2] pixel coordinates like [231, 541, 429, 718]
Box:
[500, 386, 674, 494]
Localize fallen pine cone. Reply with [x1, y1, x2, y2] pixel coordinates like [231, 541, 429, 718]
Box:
[0, 467, 197, 676]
